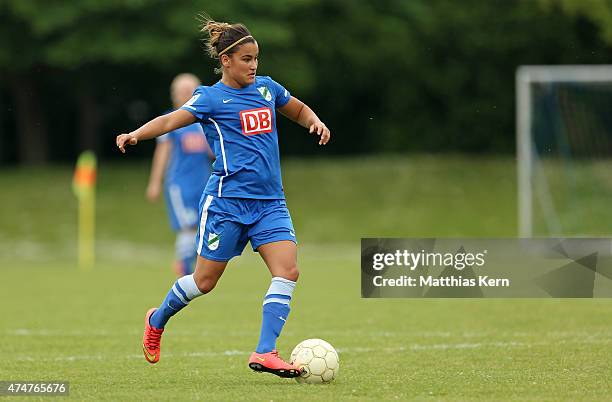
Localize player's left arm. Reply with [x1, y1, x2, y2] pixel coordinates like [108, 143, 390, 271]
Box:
[278, 97, 331, 145]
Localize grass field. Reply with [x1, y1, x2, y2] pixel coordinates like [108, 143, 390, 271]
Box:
[1, 155, 611, 401]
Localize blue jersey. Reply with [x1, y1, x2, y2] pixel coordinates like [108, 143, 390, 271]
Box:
[157, 122, 212, 230]
[180, 76, 291, 199]
[157, 122, 211, 194]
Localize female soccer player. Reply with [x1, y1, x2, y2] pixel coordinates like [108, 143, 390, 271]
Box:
[146, 73, 214, 277]
[116, 19, 331, 378]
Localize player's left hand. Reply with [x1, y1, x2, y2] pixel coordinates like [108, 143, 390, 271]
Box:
[309, 122, 331, 145]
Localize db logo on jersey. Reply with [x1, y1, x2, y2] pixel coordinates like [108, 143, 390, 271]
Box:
[240, 107, 273, 136]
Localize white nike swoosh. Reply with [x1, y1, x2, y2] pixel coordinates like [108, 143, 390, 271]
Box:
[278, 316, 286, 322]
[289, 231, 295, 237]
[223, 99, 232, 103]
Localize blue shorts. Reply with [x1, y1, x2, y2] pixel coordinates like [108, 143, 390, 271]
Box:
[164, 184, 201, 231]
[195, 195, 297, 262]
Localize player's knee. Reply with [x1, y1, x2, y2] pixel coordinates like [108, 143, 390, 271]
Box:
[283, 264, 299, 282]
[193, 272, 219, 294]
[195, 276, 217, 294]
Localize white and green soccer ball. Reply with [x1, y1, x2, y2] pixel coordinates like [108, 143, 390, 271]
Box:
[290, 339, 339, 384]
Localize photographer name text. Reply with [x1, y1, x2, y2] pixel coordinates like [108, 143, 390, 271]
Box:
[371, 250, 510, 288]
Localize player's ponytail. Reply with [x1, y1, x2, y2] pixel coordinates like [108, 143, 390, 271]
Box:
[200, 17, 255, 61]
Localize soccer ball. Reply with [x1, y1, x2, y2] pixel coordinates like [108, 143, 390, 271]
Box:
[290, 339, 339, 384]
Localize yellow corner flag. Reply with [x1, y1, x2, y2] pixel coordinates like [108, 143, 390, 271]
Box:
[73, 151, 97, 270]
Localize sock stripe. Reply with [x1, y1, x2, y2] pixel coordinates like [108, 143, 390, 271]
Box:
[171, 284, 189, 305]
[264, 293, 291, 300]
[151, 275, 204, 329]
[177, 274, 204, 299]
[263, 298, 290, 306]
[272, 277, 295, 284]
[265, 278, 295, 298]
[174, 281, 192, 302]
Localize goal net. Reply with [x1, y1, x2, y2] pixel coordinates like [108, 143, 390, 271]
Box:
[517, 65, 612, 237]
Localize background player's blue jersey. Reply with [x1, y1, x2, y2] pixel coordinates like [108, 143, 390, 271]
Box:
[180, 76, 291, 199]
[157, 122, 211, 230]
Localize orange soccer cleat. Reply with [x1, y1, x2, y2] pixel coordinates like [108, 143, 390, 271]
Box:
[142, 308, 164, 364]
[248, 350, 301, 378]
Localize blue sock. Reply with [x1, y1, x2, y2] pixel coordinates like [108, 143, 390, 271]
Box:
[149, 274, 203, 329]
[256, 277, 296, 353]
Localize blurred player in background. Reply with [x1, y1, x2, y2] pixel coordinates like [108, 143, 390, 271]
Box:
[116, 18, 330, 378]
[145, 73, 214, 276]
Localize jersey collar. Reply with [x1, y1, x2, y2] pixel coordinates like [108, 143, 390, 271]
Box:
[215, 79, 257, 93]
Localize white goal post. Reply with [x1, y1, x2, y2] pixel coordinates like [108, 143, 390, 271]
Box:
[516, 65, 612, 237]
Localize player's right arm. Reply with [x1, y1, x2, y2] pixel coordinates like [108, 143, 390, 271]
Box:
[116, 109, 196, 153]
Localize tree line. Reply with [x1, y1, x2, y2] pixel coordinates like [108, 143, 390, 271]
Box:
[1, 0, 611, 164]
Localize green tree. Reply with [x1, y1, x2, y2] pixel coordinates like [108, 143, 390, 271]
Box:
[2, 0, 612, 163]
[541, 0, 612, 43]
[0, 0, 317, 163]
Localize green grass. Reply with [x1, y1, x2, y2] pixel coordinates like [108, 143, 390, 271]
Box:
[534, 158, 612, 235]
[1, 155, 611, 401]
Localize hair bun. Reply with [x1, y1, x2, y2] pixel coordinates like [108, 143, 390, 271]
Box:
[202, 20, 231, 50]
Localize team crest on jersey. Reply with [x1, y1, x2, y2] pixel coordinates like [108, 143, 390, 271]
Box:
[257, 86, 272, 101]
[207, 233, 220, 250]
